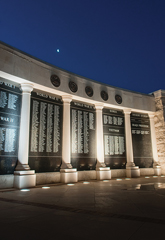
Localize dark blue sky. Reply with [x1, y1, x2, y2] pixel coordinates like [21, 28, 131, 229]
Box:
[0, 0, 165, 94]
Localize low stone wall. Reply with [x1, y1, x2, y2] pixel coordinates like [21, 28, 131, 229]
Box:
[0, 168, 159, 189]
[154, 90, 165, 174]
[0, 175, 14, 188]
[140, 168, 154, 176]
[78, 170, 96, 181]
[36, 172, 60, 185]
[111, 169, 126, 178]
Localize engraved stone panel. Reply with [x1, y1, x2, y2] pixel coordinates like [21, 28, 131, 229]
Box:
[103, 108, 126, 169]
[29, 91, 62, 173]
[0, 79, 21, 174]
[131, 113, 153, 168]
[71, 101, 96, 170]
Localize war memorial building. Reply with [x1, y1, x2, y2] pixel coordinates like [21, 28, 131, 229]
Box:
[0, 41, 165, 189]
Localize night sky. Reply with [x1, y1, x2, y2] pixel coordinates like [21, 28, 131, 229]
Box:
[0, 0, 165, 94]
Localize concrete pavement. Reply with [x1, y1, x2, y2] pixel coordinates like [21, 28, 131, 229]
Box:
[0, 176, 165, 240]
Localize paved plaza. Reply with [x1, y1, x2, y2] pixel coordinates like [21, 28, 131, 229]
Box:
[1, 176, 165, 240]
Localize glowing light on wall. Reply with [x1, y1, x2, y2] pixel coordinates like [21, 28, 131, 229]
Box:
[156, 183, 165, 188]
[20, 189, 30, 192]
[67, 183, 74, 186]
[42, 186, 50, 189]
[135, 184, 141, 189]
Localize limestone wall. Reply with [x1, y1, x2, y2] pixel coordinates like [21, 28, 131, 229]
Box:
[154, 90, 165, 174]
[0, 41, 155, 112]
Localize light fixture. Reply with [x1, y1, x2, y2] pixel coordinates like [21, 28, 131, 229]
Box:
[42, 186, 50, 189]
[116, 179, 122, 181]
[83, 182, 90, 184]
[67, 183, 74, 186]
[135, 184, 141, 189]
[20, 189, 30, 192]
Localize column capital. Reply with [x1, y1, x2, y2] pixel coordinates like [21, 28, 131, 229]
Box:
[20, 83, 34, 93]
[123, 108, 132, 115]
[94, 103, 104, 110]
[62, 95, 72, 103]
[148, 112, 155, 119]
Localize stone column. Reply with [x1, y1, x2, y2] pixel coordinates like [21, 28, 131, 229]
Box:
[14, 83, 36, 188]
[124, 109, 140, 177]
[60, 95, 78, 183]
[95, 103, 111, 180]
[148, 113, 161, 175]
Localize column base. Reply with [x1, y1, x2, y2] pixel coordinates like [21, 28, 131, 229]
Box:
[15, 164, 30, 171]
[14, 170, 36, 189]
[96, 167, 111, 180]
[60, 169, 78, 183]
[153, 164, 161, 176]
[126, 166, 140, 178]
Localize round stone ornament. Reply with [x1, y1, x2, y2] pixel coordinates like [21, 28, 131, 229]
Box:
[101, 90, 108, 101]
[69, 81, 78, 93]
[50, 75, 60, 87]
[85, 86, 93, 97]
[115, 94, 122, 104]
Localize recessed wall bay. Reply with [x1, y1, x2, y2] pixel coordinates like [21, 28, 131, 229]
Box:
[0, 79, 21, 174]
[71, 101, 96, 170]
[131, 113, 153, 168]
[29, 91, 62, 173]
[103, 108, 126, 169]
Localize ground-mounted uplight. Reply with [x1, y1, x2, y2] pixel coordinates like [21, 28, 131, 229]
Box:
[161, 175, 165, 178]
[67, 183, 74, 186]
[145, 176, 150, 178]
[83, 182, 90, 184]
[20, 189, 30, 192]
[116, 179, 122, 181]
[125, 178, 131, 180]
[103, 180, 109, 182]
[153, 176, 158, 178]
[42, 186, 50, 189]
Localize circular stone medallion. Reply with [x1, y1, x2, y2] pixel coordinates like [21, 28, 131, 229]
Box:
[69, 81, 78, 93]
[115, 94, 122, 104]
[50, 75, 60, 87]
[85, 86, 93, 97]
[101, 90, 108, 101]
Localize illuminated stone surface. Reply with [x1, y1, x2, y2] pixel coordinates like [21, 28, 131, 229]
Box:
[154, 90, 165, 175]
[0, 41, 164, 188]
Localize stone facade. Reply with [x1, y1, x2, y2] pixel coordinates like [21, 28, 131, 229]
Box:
[154, 90, 165, 174]
[0, 41, 163, 188]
